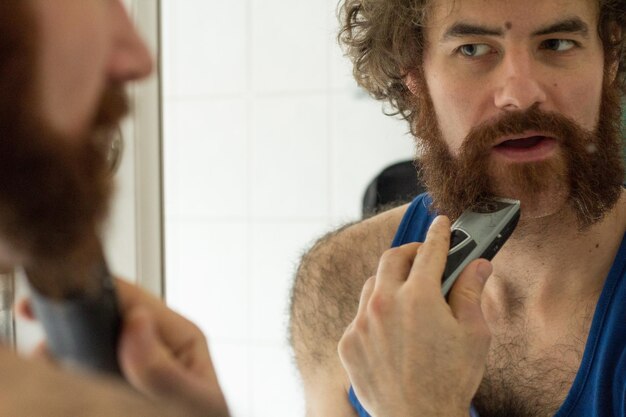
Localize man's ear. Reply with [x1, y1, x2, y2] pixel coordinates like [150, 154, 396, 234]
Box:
[404, 71, 421, 96]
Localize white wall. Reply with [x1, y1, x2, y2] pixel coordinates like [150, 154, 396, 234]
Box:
[162, 1, 415, 416]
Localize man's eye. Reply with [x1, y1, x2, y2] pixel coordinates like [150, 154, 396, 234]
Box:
[541, 39, 577, 52]
[457, 44, 492, 57]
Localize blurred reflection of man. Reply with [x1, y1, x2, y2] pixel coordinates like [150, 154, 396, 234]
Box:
[290, 0, 626, 416]
[0, 1, 229, 416]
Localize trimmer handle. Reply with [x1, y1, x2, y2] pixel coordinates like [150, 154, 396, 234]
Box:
[28, 262, 122, 376]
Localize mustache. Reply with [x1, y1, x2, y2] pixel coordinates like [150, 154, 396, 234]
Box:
[459, 104, 591, 160]
[416, 74, 623, 229]
[93, 84, 129, 130]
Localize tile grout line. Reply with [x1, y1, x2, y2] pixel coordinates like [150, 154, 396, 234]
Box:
[244, 0, 255, 415]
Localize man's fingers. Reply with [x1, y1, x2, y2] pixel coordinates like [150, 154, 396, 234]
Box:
[118, 307, 226, 412]
[340, 277, 376, 374]
[114, 279, 209, 359]
[118, 306, 191, 395]
[407, 216, 450, 289]
[115, 279, 171, 315]
[448, 259, 492, 325]
[356, 276, 376, 317]
[374, 242, 421, 292]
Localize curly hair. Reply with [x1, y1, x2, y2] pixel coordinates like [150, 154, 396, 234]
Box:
[338, 0, 626, 133]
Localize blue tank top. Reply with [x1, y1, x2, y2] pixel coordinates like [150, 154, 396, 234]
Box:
[349, 193, 626, 417]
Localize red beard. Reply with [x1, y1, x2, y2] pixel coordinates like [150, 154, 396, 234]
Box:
[413, 71, 624, 229]
[0, 1, 128, 262]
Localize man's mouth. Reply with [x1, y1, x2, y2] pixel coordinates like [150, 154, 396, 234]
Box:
[497, 136, 545, 148]
[492, 135, 557, 162]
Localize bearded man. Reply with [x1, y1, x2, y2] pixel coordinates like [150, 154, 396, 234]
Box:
[0, 1, 228, 416]
[289, 0, 626, 416]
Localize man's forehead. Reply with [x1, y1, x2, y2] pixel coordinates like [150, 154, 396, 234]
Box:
[425, 0, 599, 37]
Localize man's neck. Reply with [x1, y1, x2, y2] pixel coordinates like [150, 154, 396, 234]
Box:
[483, 190, 626, 321]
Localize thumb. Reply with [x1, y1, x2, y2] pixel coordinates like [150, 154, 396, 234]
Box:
[118, 306, 186, 397]
[447, 260, 492, 324]
[119, 308, 230, 416]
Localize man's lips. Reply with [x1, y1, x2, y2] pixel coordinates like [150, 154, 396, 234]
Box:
[492, 134, 558, 162]
[493, 132, 557, 147]
[497, 136, 544, 148]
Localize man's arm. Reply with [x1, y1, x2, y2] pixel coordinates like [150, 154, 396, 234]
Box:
[338, 217, 492, 417]
[289, 204, 408, 416]
[0, 346, 213, 417]
[17, 278, 230, 417]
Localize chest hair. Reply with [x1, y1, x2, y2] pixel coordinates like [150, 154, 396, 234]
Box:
[473, 299, 594, 417]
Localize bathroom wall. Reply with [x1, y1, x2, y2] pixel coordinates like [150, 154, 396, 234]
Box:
[162, 1, 415, 415]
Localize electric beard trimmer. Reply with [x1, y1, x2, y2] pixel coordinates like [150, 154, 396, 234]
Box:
[23, 235, 122, 375]
[441, 198, 521, 296]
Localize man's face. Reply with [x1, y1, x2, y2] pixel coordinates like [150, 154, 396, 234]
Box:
[0, 0, 152, 264]
[413, 0, 624, 225]
[33, 0, 153, 140]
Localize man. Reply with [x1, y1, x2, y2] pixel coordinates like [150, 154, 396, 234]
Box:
[290, 0, 625, 416]
[0, 1, 229, 415]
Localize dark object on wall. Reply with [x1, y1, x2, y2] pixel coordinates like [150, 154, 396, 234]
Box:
[362, 159, 425, 217]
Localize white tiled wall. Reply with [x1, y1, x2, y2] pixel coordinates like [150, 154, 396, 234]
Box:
[162, 1, 415, 416]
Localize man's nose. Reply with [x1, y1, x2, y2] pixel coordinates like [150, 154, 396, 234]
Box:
[493, 50, 547, 111]
[107, 0, 154, 83]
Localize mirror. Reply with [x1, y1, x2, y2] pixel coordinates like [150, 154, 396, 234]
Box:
[161, 2, 414, 415]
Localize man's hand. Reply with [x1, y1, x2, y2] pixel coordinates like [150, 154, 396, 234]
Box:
[18, 279, 230, 417]
[115, 279, 230, 416]
[337, 216, 493, 417]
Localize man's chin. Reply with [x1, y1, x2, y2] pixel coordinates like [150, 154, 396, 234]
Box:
[488, 168, 571, 222]
[0, 84, 125, 261]
[512, 188, 570, 222]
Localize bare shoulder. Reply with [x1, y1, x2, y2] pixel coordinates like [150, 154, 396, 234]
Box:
[0, 347, 203, 417]
[289, 204, 408, 416]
